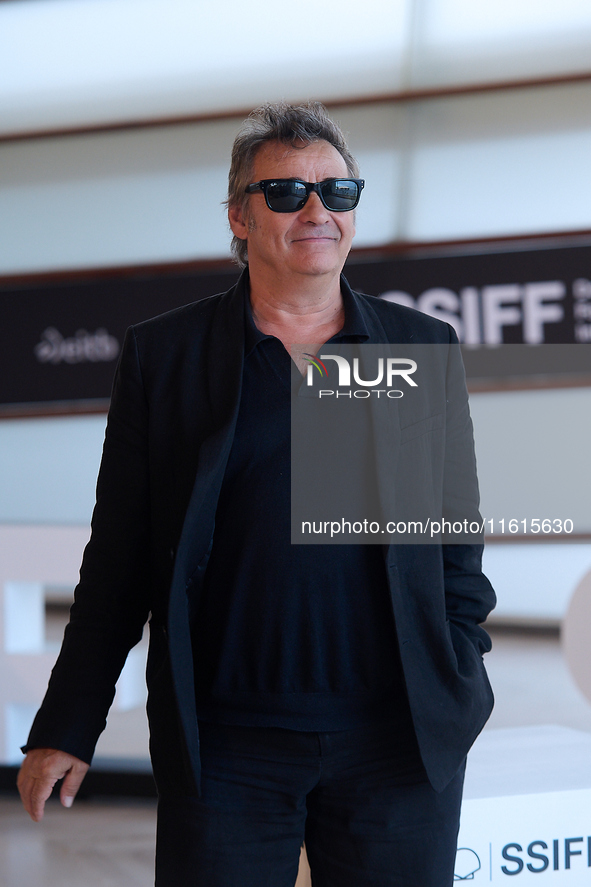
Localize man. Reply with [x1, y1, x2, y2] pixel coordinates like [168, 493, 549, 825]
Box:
[18, 101, 495, 886]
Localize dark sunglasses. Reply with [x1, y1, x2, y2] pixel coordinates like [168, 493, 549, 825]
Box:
[245, 177, 365, 213]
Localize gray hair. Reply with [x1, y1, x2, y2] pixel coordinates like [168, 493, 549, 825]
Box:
[227, 101, 359, 268]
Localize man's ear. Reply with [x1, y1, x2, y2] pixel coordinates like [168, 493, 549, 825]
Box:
[228, 202, 249, 240]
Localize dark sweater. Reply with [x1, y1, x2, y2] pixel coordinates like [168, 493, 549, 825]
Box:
[193, 291, 407, 731]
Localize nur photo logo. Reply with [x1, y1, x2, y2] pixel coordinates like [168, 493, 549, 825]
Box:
[304, 352, 418, 399]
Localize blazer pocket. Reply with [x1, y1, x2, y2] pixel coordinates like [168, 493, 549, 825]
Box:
[400, 412, 443, 444]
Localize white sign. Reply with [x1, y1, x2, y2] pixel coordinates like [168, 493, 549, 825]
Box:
[456, 789, 591, 883]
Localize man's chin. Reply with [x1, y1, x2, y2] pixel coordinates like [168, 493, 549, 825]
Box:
[289, 245, 348, 276]
[293, 260, 344, 279]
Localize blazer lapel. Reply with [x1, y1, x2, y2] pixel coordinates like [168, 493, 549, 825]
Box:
[347, 287, 403, 542]
[167, 272, 247, 791]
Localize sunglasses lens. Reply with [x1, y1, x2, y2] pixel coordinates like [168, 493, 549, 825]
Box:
[254, 179, 362, 212]
[265, 180, 308, 212]
[321, 180, 360, 211]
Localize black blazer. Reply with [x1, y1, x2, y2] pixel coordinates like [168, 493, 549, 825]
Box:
[27, 271, 495, 794]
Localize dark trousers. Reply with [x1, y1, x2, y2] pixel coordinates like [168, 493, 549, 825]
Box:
[155, 719, 465, 887]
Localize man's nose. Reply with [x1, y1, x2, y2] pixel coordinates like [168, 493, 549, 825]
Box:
[299, 190, 330, 221]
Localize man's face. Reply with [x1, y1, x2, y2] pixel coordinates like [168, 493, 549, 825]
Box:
[229, 139, 356, 284]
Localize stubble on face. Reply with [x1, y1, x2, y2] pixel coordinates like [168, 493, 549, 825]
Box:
[239, 140, 356, 286]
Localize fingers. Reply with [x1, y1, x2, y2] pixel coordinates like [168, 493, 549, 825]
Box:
[17, 748, 90, 822]
[60, 758, 90, 809]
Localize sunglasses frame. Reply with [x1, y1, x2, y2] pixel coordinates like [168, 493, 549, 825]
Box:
[245, 178, 365, 213]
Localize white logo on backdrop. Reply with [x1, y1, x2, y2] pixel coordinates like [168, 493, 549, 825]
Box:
[379, 279, 584, 344]
[34, 327, 120, 365]
[454, 847, 482, 880]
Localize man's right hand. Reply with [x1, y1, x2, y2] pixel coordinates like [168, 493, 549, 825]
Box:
[17, 748, 90, 822]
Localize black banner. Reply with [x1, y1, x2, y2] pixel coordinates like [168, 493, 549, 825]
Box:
[0, 267, 239, 413]
[2, 241, 591, 413]
[344, 243, 591, 346]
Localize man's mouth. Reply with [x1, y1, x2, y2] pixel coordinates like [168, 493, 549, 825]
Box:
[292, 234, 338, 242]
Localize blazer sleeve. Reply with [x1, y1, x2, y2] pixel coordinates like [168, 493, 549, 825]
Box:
[441, 328, 496, 655]
[24, 326, 153, 763]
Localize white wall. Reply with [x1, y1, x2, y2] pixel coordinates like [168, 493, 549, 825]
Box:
[0, 415, 106, 524]
[412, 0, 591, 86]
[0, 0, 411, 136]
[470, 387, 591, 537]
[2, 0, 591, 137]
[0, 105, 412, 274]
[405, 85, 591, 240]
[3, 87, 591, 275]
[0, 121, 237, 273]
